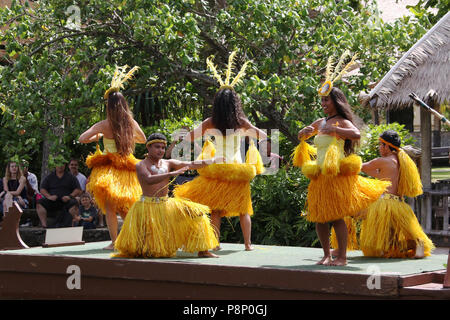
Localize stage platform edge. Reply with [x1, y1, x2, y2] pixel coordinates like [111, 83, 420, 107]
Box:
[0, 242, 448, 300]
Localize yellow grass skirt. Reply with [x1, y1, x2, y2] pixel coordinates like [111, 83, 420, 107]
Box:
[86, 151, 141, 219]
[360, 194, 435, 258]
[112, 196, 219, 258]
[173, 163, 256, 217]
[302, 156, 390, 223]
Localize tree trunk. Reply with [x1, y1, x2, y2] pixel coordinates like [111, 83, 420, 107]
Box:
[40, 109, 51, 182]
[419, 105, 432, 232]
[40, 107, 65, 181]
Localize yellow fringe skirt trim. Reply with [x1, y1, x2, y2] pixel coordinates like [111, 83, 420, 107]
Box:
[86, 151, 141, 219]
[304, 172, 390, 223]
[360, 194, 435, 258]
[302, 153, 390, 223]
[292, 140, 317, 168]
[112, 196, 218, 258]
[173, 163, 256, 217]
[397, 149, 423, 197]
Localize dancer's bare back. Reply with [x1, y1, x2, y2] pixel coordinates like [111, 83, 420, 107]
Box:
[79, 119, 146, 143]
[362, 154, 399, 195]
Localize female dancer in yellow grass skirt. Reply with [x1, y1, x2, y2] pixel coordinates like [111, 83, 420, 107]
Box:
[293, 87, 390, 266]
[79, 66, 146, 250]
[173, 51, 267, 251]
[359, 130, 434, 258]
[113, 133, 220, 258]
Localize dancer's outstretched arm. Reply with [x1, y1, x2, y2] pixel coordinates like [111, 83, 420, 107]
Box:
[362, 157, 388, 179]
[319, 118, 360, 140]
[79, 121, 105, 143]
[297, 118, 323, 141]
[136, 161, 187, 186]
[132, 119, 146, 144]
[169, 157, 225, 171]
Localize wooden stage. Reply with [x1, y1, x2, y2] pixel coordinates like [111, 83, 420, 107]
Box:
[0, 241, 449, 300]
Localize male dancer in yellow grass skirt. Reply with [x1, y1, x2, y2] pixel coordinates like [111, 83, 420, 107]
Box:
[112, 133, 222, 259]
[359, 130, 434, 258]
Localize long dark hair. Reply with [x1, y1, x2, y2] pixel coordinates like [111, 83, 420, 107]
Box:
[107, 91, 135, 155]
[211, 89, 246, 135]
[329, 87, 359, 155]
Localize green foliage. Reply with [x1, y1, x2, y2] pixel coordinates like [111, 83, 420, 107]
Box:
[0, 0, 435, 179]
[220, 168, 319, 247]
[406, 0, 449, 24]
[136, 117, 198, 158]
[47, 153, 69, 169]
[357, 122, 417, 162]
[0, 0, 441, 247]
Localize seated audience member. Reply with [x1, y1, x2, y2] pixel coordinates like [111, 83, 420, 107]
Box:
[21, 160, 40, 208]
[36, 160, 82, 228]
[68, 158, 87, 192]
[1, 161, 28, 218]
[85, 175, 104, 227]
[74, 192, 98, 229]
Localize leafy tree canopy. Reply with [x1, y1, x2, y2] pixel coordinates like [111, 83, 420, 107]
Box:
[0, 0, 434, 178]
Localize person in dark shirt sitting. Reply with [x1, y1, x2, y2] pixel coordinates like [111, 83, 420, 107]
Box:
[74, 192, 97, 229]
[36, 159, 82, 228]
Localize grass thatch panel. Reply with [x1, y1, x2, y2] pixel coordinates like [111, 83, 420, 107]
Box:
[368, 12, 450, 110]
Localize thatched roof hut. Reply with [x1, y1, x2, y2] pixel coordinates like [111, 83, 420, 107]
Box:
[358, 13, 450, 232]
[360, 12, 450, 110]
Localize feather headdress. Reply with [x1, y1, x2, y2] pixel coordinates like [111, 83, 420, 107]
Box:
[206, 51, 250, 91]
[104, 65, 140, 99]
[318, 50, 358, 96]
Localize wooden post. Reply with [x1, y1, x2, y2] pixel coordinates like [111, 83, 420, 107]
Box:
[444, 249, 450, 288]
[372, 108, 380, 125]
[443, 184, 449, 233]
[419, 105, 432, 231]
[0, 201, 29, 250]
[432, 94, 441, 147]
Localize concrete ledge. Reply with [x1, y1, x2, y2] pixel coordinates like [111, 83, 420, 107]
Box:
[19, 227, 110, 247]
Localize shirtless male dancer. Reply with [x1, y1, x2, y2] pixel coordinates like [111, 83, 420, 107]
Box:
[113, 132, 223, 258]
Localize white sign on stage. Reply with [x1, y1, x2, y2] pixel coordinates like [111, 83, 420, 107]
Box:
[43, 227, 85, 248]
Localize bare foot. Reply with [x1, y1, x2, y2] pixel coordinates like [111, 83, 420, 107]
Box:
[245, 244, 254, 251]
[331, 248, 339, 257]
[103, 242, 115, 250]
[316, 256, 333, 265]
[213, 245, 222, 251]
[414, 242, 425, 259]
[198, 251, 219, 258]
[329, 257, 347, 266]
